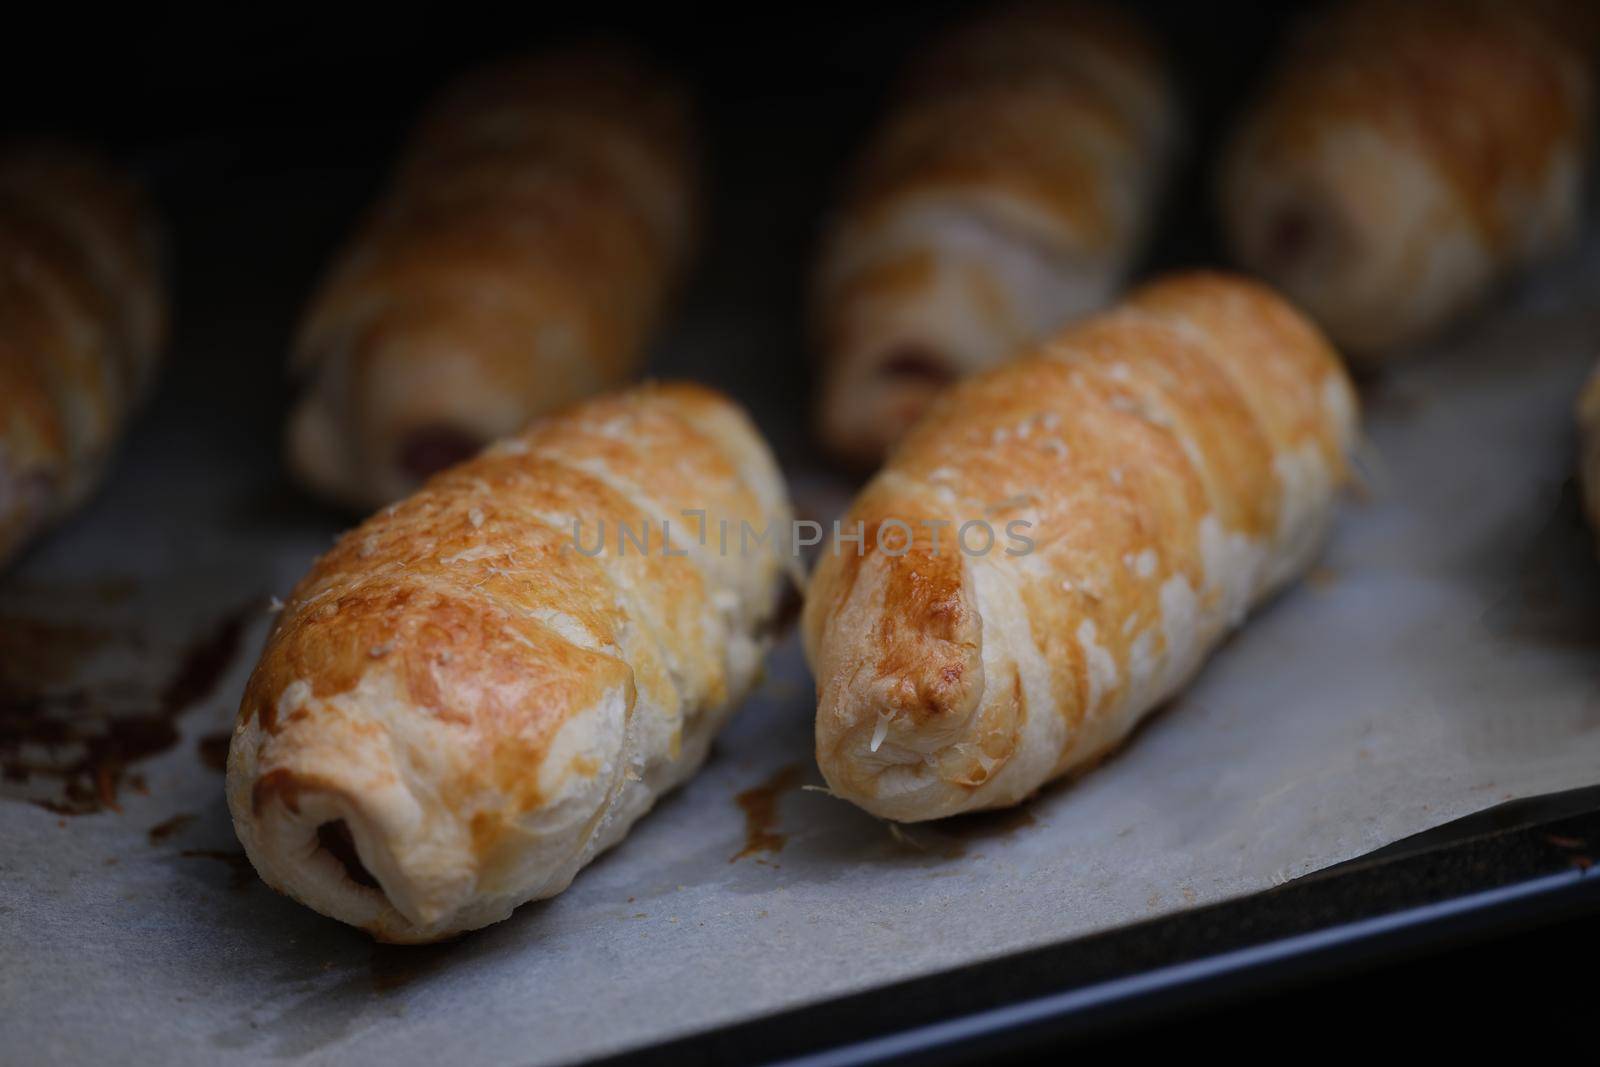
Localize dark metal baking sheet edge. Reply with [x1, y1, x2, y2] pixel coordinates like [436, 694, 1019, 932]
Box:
[591, 784, 1600, 1066]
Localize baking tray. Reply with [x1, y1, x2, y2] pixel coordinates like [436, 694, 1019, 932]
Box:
[602, 783, 1600, 1065]
[6, 98, 1600, 1066]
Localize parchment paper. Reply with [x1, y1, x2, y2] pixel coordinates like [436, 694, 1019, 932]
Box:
[3, 174, 1600, 1065]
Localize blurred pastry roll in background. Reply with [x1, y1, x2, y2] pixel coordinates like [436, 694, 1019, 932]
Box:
[0, 142, 166, 569]
[1220, 0, 1597, 359]
[813, 0, 1181, 468]
[287, 44, 699, 509]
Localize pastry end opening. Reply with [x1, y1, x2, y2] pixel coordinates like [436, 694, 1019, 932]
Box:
[877, 344, 957, 387]
[316, 818, 382, 892]
[398, 423, 484, 483]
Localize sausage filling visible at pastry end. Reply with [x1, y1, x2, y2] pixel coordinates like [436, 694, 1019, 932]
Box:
[397, 423, 486, 482]
[316, 819, 381, 890]
[1265, 205, 1317, 272]
[876, 344, 958, 387]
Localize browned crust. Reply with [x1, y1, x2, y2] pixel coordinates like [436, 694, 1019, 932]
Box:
[805, 271, 1359, 819]
[240, 381, 782, 831]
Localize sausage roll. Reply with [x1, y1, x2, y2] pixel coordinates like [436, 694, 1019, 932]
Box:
[803, 273, 1359, 822]
[230, 383, 792, 941]
[0, 142, 166, 568]
[814, 1, 1180, 467]
[288, 45, 699, 509]
[1220, 0, 1597, 358]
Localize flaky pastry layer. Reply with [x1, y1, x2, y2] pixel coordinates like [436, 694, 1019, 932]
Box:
[230, 383, 791, 941]
[804, 272, 1359, 821]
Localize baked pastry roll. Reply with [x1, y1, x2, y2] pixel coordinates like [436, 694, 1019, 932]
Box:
[1220, 0, 1597, 358]
[803, 273, 1358, 821]
[0, 142, 166, 568]
[813, 0, 1180, 467]
[229, 383, 792, 941]
[288, 45, 699, 509]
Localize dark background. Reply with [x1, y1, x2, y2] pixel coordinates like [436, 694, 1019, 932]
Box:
[4, 2, 1297, 150]
[5, 0, 1590, 1054]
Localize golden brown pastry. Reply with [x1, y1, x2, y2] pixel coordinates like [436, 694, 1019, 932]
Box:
[1220, 0, 1597, 358]
[813, 1, 1180, 467]
[287, 45, 699, 509]
[803, 273, 1359, 822]
[0, 142, 166, 568]
[229, 383, 792, 941]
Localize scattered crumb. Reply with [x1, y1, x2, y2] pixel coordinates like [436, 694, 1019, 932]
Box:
[147, 813, 196, 845]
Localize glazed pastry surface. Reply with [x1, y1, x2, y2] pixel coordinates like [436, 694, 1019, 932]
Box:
[231, 383, 792, 941]
[804, 273, 1359, 821]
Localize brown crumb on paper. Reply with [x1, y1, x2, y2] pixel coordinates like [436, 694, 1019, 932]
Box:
[731, 764, 802, 863]
[147, 813, 196, 845]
